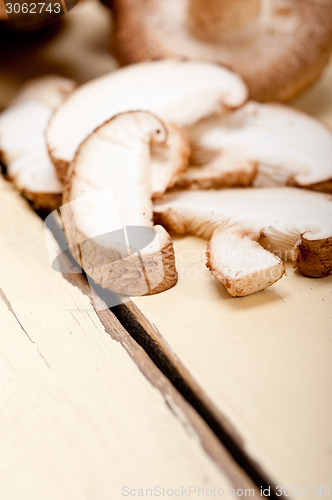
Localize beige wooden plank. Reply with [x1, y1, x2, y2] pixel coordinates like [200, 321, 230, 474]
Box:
[0, 177, 256, 500]
[131, 62, 332, 499]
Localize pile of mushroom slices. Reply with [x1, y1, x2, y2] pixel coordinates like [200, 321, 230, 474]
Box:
[1, 59, 332, 298]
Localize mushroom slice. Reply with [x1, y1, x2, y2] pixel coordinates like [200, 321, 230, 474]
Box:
[154, 187, 332, 295]
[175, 144, 257, 189]
[179, 103, 332, 192]
[206, 226, 285, 296]
[0, 76, 76, 211]
[111, 0, 332, 102]
[46, 59, 248, 181]
[61, 111, 177, 296]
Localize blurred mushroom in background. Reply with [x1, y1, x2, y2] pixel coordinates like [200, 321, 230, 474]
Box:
[107, 0, 332, 102]
[0, 0, 117, 109]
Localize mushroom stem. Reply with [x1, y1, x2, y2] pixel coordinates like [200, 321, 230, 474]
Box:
[188, 0, 260, 41]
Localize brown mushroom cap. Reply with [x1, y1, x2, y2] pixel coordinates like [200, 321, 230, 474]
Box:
[111, 0, 332, 102]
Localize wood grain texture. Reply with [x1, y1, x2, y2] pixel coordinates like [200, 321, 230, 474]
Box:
[132, 62, 332, 499]
[0, 178, 256, 500]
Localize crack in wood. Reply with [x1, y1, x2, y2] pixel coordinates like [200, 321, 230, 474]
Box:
[111, 301, 285, 500]
[45, 202, 282, 498]
[61, 270, 255, 493]
[0, 287, 52, 369]
[0, 287, 35, 344]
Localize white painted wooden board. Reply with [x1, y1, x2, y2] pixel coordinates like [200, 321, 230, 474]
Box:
[0, 178, 257, 500]
[133, 63, 332, 498]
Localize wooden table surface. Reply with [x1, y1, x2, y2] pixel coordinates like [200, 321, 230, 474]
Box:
[0, 2, 331, 499]
[132, 65, 332, 499]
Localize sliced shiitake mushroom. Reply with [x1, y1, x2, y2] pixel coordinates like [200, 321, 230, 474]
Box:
[0, 75, 76, 211]
[176, 102, 332, 193]
[154, 187, 332, 296]
[61, 111, 177, 296]
[47, 60, 248, 183]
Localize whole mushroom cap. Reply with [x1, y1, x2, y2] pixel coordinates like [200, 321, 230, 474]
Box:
[111, 0, 332, 102]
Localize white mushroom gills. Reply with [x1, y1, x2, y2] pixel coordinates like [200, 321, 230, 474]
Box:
[154, 187, 332, 295]
[62, 111, 177, 296]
